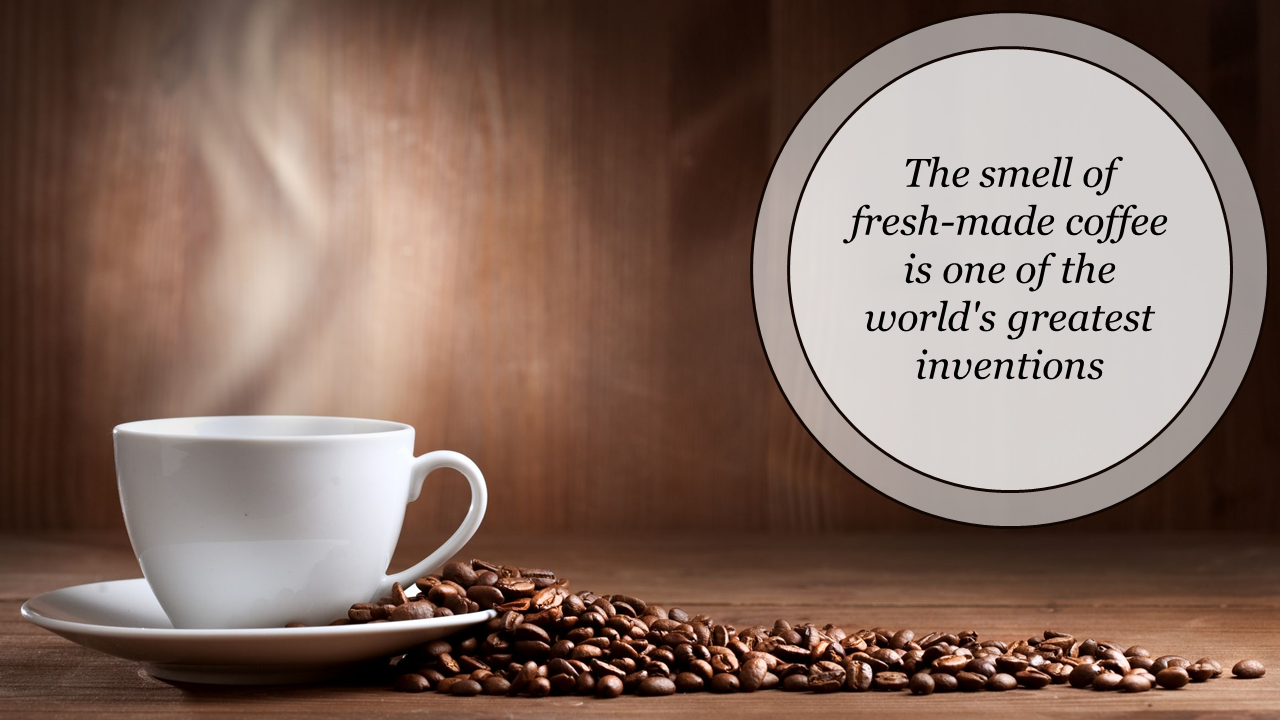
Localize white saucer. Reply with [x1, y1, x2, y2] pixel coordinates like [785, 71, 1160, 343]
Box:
[21, 579, 496, 685]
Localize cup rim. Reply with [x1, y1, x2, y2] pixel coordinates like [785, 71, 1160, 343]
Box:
[113, 415, 413, 441]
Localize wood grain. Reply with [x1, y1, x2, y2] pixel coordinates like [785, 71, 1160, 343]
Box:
[0, 0, 1277, 537]
[2, 532, 1279, 717]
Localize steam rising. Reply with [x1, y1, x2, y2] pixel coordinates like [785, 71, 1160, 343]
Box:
[180, 0, 334, 411]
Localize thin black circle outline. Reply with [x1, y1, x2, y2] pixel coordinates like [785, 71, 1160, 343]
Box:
[785, 46, 1232, 494]
[750, 11, 1267, 527]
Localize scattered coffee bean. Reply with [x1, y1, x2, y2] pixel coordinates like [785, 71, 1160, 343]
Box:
[986, 673, 1017, 691]
[1118, 674, 1151, 693]
[1128, 655, 1154, 671]
[674, 672, 703, 692]
[1016, 668, 1052, 689]
[366, 560, 1263, 701]
[1232, 660, 1266, 679]
[1196, 657, 1223, 677]
[931, 672, 958, 693]
[874, 671, 909, 691]
[846, 660, 874, 692]
[739, 656, 768, 692]
[909, 672, 935, 695]
[393, 673, 430, 693]
[449, 678, 482, 696]
[781, 673, 809, 692]
[1156, 666, 1190, 689]
[709, 673, 739, 693]
[638, 676, 676, 696]
[526, 676, 551, 698]
[1069, 663, 1103, 689]
[1188, 662, 1217, 682]
[956, 671, 987, 692]
[1152, 655, 1190, 672]
[596, 674, 623, 698]
[1092, 671, 1123, 691]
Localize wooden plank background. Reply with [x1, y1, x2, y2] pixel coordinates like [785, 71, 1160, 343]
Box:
[0, 0, 1276, 540]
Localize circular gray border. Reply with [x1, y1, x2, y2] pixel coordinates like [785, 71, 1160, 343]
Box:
[752, 13, 1266, 526]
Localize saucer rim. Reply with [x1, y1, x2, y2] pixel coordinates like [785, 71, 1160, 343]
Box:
[21, 578, 497, 638]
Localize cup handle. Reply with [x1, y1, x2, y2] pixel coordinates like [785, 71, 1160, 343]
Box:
[380, 450, 487, 597]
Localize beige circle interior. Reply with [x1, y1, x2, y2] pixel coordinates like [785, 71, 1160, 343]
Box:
[789, 49, 1229, 492]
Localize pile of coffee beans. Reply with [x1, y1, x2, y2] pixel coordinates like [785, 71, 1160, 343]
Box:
[320, 560, 1266, 699]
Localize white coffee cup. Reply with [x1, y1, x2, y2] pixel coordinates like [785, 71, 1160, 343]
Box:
[113, 416, 487, 629]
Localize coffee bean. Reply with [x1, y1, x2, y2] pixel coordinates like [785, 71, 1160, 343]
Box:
[709, 646, 739, 674]
[514, 622, 551, 643]
[434, 676, 462, 694]
[570, 671, 595, 695]
[1196, 657, 1223, 677]
[595, 674, 623, 699]
[1069, 663, 1102, 689]
[1156, 666, 1190, 689]
[781, 673, 809, 692]
[874, 671, 909, 691]
[739, 656, 768, 692]
[467, 585, 505, 609]
[526, 676, 551, 698]
[1092, 671, 1123, 691]
[645, 660, 672, 679]
[890, 629, 915, 649]
[1015, 668, 1052, 689]
[449, 678, 482, 697]
[507, 661, 538, 694]
[709, 673, 739, 693]
[394, 673, 430, 693]
[773, 644, 811, 664]
[1232, 659, 1266, 679]
[966, 658, 997, 677]
[810, 669, 843, 693]
[533, 585, 567, 611]
[996, 656, 1029, 674]
[437, 653, 460, 674]
[347, 604, 375, 623]
[932, 672, 958, 693]
[1188, 662, 1217, 682]
[496, 578, 537, 600]
[933, 654, 969, 674]
[547, 673, 574, 695]
[357, 561, 1267, 703]
[673, 672, 703, 693]
[442, 561, 478, 588]
[844, 660, 873, 692]
[1127, 655, 1154, 671]
[986, 673, 1016, 691]
[909, 672, 935, 696]
[955, 671, 987, 692]
[427, 581, 466, 605]
[637, 676, 675, 697]
[1118, 674, 1151, 693]
[1043, 662, 1072, 684]
[514, 640, 551, 659]
[388, 601, 433, 622]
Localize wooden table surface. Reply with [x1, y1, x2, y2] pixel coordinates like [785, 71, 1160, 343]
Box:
[2, 532, 1278, 718]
